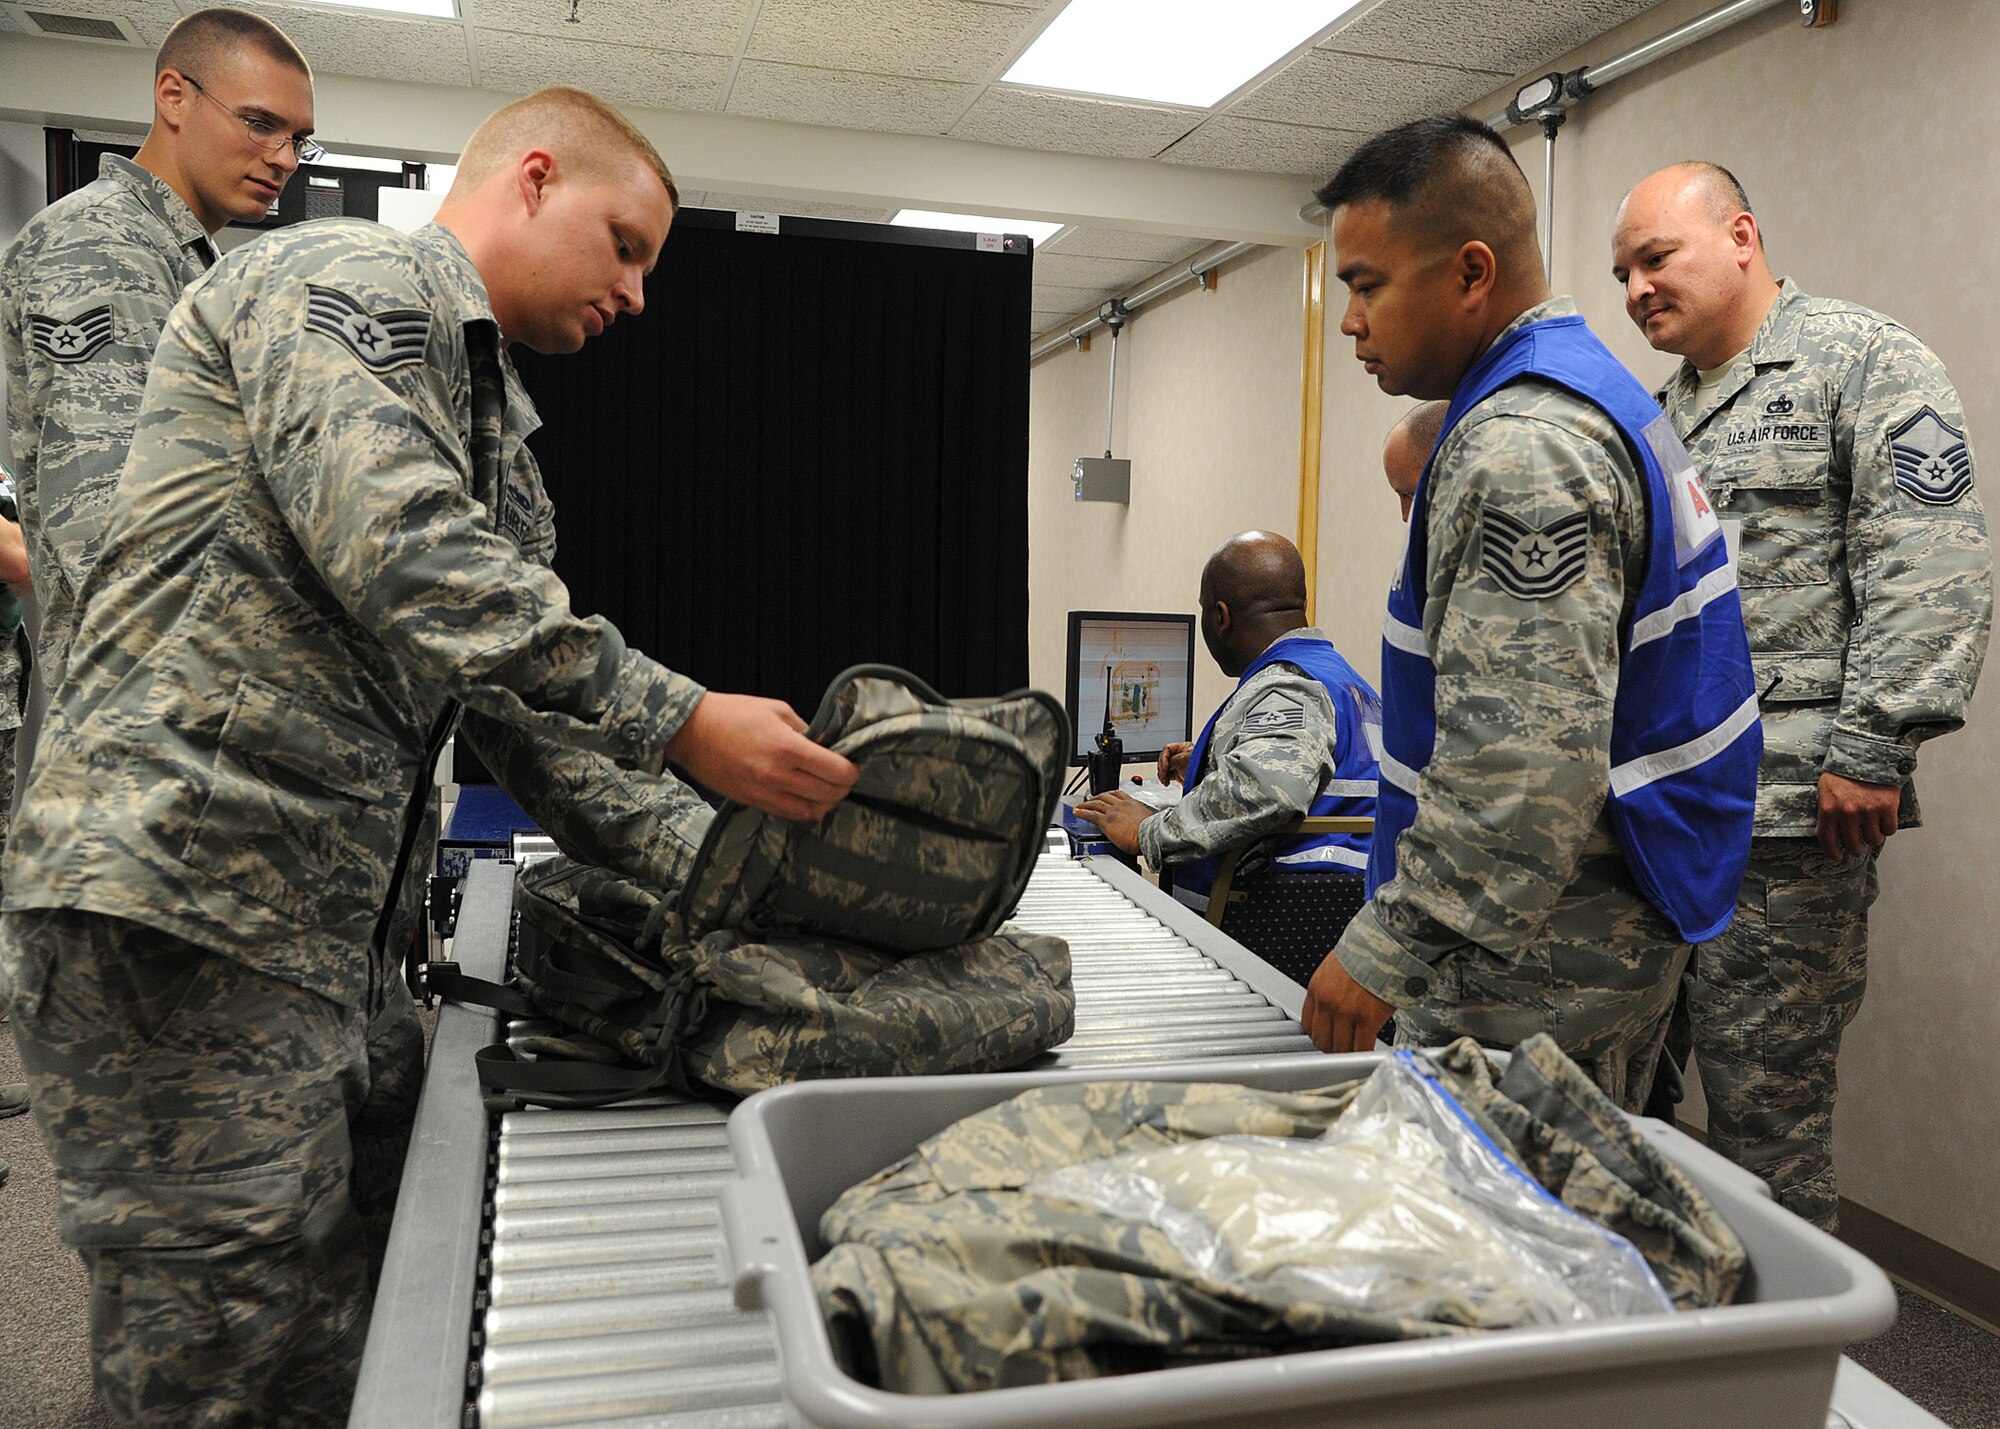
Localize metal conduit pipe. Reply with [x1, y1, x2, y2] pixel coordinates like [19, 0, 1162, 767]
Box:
[1029, 240, 1259, 362]
[1295, 0, 1796, 226]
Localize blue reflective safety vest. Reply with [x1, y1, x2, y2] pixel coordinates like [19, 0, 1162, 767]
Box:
[1367, 314, 1760, 943]
[1172, 635, 1382, 912]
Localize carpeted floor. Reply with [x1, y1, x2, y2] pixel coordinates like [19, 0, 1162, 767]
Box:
[1849, 1284, 2000, 1427]
[3, 1017, 1997, 1428]
[0, 1022, 112, 1429]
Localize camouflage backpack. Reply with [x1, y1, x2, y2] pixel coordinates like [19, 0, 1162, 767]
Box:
[461, 665, 1077, 1104]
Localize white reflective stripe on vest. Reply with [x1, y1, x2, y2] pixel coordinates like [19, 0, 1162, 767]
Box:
[1378, 746, 1421, 796]
[1319, 778, 1379, 797]
[1607, 692, 1762, 798]
[1275, 844, 1370, 870]
[1383, 611, 1427, 656]
[1627, 556, 1739, 652]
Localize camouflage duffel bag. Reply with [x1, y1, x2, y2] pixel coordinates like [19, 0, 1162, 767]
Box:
[463, 665, 1077, 1104]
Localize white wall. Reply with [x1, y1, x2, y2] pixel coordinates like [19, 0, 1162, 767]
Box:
[1028, 244, 1309, 753]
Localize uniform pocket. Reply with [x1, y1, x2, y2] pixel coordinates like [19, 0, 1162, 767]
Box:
[1718, 446, 1834, 589]
[181, 675, 407, 927]
[61, 1163, 307, 1254]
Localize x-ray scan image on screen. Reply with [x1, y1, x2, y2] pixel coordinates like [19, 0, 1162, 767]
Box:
[1063, 611, 1195, 766]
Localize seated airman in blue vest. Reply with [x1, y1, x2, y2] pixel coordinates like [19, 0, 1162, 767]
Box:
[1074, 531, 1380, 916]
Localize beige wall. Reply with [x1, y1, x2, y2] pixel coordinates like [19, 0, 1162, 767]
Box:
[1028, 244, 1309, 757]
[1312, 0, 2000, 1267]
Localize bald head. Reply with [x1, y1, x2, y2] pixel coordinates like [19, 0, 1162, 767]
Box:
[1383, 401, 1448, 520]
[1612, 160, 1777, 371]
[1317, 113, 1543, 282]
[1198, 531, 1310, 677]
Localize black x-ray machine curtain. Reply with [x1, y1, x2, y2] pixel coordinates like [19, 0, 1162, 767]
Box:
[512, 209, 1033, 722]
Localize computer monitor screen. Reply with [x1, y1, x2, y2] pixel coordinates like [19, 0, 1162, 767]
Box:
[1063, 611, 1197, 766]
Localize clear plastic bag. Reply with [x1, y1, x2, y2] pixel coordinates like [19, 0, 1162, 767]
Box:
[1029, 1052, 1673, 1331]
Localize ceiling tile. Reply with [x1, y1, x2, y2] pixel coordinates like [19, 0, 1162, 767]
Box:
[950, 88, 1198, 159]
[1322, 0, 1664, 79]
[1228, 47, 1506, 131]
[725, 60, 974, 136]
[745, 0, 1040, 83]
[1159, 116, 1368, 179]
[1032, 280, 1115, 313]
[1033, 251, 1170, 293]
[7, 0, 190, 45]
[473, 29, 729, 109]
[1044, 227, 1210, 265]
[463, 0, 751, 54]
[693, 192, 896, 223]
[209, 1, 469, 85]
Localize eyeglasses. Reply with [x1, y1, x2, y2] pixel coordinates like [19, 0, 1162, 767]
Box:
[183, 74, 326, 164]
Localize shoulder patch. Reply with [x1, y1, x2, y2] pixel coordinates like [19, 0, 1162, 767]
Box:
[1241, 689, 1305, 735]
[27, 307, 113, 363]
[305, 285, 431, 373]
[1889, 406, 1973, 506]
[1481, 507, 1589, 599]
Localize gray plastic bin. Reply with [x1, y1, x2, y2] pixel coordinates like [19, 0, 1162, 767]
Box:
[720, 1051, 1897, 1429]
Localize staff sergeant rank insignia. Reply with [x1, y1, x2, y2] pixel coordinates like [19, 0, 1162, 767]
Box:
[1888, 406, 1973, 506]
[28, 307, 114, 363]
[1481, 507, 1589, 599]
[305, 285, 430, 373]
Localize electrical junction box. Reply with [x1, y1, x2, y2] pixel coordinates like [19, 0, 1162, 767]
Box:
[1073, 456, 1131, 504]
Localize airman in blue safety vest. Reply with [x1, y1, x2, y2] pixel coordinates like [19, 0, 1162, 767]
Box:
[1302, 114, 1759, 1112]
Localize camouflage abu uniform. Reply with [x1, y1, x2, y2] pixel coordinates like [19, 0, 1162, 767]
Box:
[1658, 280, 1992, 1229]
[1335, 299, 1690, 1112]
[0, 153, 217, 698]
[0, 218, 713, 1427]
[813, 1036, 1743, 1394]
[1140, 626, 1343, 877]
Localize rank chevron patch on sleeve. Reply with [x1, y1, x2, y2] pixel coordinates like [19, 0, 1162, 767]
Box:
[1888, 406, 1974, 506]
[27, 307, 114, 363]
[1480, 507, 1590, 599]
[305, 285, 431, 373]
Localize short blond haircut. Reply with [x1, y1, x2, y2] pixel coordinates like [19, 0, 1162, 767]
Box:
[454, 87, 678, 208]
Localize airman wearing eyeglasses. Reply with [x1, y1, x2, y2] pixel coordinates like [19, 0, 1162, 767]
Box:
[0, 7, 312, 705]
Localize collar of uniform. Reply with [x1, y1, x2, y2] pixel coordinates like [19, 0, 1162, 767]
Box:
[411, 220, 501, 335]
[98, 152, 217, 266]
[411, 223, 546, 439]
[1489, 293, 1579, 349]
[1746, 277, 1811, 364]
[1663, 278, 1805, 428]
[1254, 626, 1328, 662]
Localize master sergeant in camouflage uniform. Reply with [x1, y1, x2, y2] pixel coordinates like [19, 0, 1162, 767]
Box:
[1614, 163, 1992, 1229]
[1075, 532, 1377, 907]
[1304, 117, 1759, 1112]
[0, 9, 315, 701]
[0, 88, 857, 1428]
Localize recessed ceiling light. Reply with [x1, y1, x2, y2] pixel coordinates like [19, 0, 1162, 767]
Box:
[292, 0, 459, 19]
[1003, 0, 1372, 109]
[892, 210, 1064, 247]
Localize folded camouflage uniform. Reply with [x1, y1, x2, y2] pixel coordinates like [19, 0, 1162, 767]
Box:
[813, 1034, 1745, 1393]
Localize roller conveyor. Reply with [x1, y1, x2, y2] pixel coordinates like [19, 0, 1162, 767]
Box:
[348, 853, 1941, 1429]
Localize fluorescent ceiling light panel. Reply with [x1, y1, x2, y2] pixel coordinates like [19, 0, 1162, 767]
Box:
[892, 210, 1064, 246]
[293, 0, 459, 18]
[1004, 0, 1370, 108]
